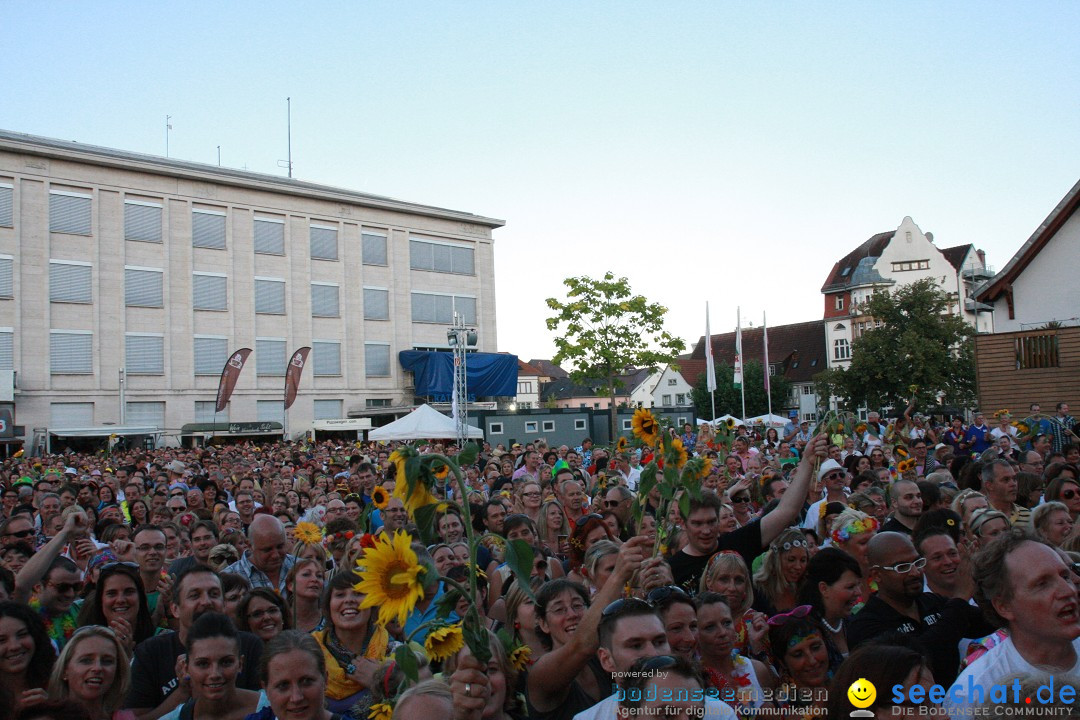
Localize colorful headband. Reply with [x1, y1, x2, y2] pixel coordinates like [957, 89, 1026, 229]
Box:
[786, 631, 822, 650]
[831, 516, 879, 545]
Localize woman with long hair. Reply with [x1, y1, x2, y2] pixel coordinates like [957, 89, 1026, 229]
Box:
[503, 576, 545, 670]
[444, 628, 523, 720]
[515, 481, 543, 527]
[236, 589, 291, 644]
[795, 548, 862, 665]
[752, 528, 810, 614]
[161, 613, 261, 720]
[695, 593, 771, 712]
[579, 541, 619, 598]
[825, 642, 933, 718]
[127, 499, 150, 529]
[312, 571, 394, 716]
[75, 563, 155, 658]
[0, 601, 58, 713]
[284, 558, 325, 633]
[537, 500, 569, 558]
[47, 626, 132, 720]
[700, 551, 765, 656]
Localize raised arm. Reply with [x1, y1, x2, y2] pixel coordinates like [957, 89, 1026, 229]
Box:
[14, 510, 88, 603]
[760, 435, 826, 544]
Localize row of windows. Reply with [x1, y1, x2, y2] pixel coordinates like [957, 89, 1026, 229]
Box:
[660, 394, 688, 406]
[0, 185, 478, 276]
[5, 261, 474, 323]
[892, 259, 930, 272]
[51, 398, 348, 428]
[43, 331, 393, 377]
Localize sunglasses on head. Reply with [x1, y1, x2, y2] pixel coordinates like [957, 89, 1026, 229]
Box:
[638, 655, 678, 672]
[646, 585, 689, 606]
[767, 604, 812, 627]
[101, 561, 140, 572]
[601, 597, 652, 619]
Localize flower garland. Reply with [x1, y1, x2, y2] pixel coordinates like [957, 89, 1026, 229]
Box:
[30, 597, 77, 645]
[831, 516, 879, 545]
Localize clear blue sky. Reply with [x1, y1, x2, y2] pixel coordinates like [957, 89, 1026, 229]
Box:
[4, 2, 1078, 362]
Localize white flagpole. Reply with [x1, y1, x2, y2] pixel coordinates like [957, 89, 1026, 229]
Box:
[705, 302, 716, 420]
[736, 307, 746, 421]
[764, 311, 773, 420]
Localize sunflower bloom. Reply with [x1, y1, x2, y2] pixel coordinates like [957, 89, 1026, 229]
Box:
[388, 449, 410, 483]
[369, 702, 394, 720]
[616, 436, 628, 453]
[371, 486, 390, 510]
[632, 408, 660, 447]
[424, 622, 465, 662]
[432, 461, 450, 480]
[392, 471, 439, 516]
[293, 521, 323, 546]
[667, 436, 688, 470]
[725, 418, 736, 430]
[509, 644, 532, 671]
[355, 531, 427, 627]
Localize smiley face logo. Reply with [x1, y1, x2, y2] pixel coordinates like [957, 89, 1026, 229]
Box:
[847, 678, 876, 709]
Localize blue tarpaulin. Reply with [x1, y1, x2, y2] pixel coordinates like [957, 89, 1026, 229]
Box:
[398, 351, 519, 398]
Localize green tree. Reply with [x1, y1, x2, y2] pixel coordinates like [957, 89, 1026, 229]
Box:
[546, 272, 686, 440]
[690, 360, 793, 420]
[814, 278, 976, 413]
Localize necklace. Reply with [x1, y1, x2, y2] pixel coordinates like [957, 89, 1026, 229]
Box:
[820, 616, 844, 634]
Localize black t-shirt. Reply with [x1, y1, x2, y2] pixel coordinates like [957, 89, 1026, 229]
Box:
[669, 520, 764, 593]
[846, 593, 994, 686]
[125, 629, 264, 710]
[880, 517, 913, 536]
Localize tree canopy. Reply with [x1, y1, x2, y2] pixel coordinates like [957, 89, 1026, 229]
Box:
[689, 359, 792, 420]
[546, 272, 686, 438]
[814, 278, 976, 413]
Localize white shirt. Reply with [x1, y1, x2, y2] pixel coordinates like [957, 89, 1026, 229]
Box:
[619, 466, 642, 491]
[573, 692, 738, 720]
[943, 636, 1080, 715]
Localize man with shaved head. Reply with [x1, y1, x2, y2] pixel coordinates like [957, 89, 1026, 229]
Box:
[222, 514, 295, 593]
[847, 532, 994, 685]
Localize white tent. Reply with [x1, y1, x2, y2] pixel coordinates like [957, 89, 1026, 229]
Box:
[698, 414, 744, 427]
[367, 404, 484, 441]
[744, 413, 790, 428]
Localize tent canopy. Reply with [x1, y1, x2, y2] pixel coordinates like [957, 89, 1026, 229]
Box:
[744, 413, 791, 428]
[368, 404, 483, 441]
[698, 414, 743, 426]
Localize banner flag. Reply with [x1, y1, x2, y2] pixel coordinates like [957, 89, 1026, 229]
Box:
[215, 348, 252, 413]
[284, 346, 312, 411]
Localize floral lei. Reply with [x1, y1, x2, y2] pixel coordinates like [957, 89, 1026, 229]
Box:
[30, 597, 77, 642]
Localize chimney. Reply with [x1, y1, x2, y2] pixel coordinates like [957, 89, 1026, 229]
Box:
[977, 249, 986, 267]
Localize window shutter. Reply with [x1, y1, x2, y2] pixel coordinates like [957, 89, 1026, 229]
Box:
[125, 402, 165, 428]
[257, 400, 280, 422]
[0, 258, 12, 297]
[311, 284, 339, 317]
[256, 339, 287, 375]
[125, 334, 164, 374]
[255, 279, 286, 314]
[0, 331, 12, 373]
[49, 262, 92, 303]
[193, 336, 228, 375]
[50, 332, 93, 374]
[452, 246, 474, 274]
[50, 402, 94, 427]
[254, 217, 285, 255]
[314, 399, 342, 420]
[363, 233, 387, 265]
[194, 401, 224, 424]
[192, 210, 226, 249]
[456, 296, 477, 324]
[365, 344, 390, 377]
[49, 192, 92, 235]
[313, 341, 341, 376]
[363, 288, 389, 320]
[0, 185, 12, 227]
[125, 268, 164, 307]
[310, 225, 338, 260]
[193, 274, 227, 310]
[124, 202, 162, 242]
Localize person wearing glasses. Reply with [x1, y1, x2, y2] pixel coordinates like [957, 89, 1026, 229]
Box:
[801, 459, 848, 532]
[1045, 471, 1080, 523]
[846, 532, 993, 686]
[76, 561, 155, 657]
[131, 526, 172, 625]
[13, 511, 90, 650]
[236, 588, 290, 644]
[1, 513, 37, 548]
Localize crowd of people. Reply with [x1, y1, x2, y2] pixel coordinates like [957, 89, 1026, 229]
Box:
[0, 400, 1078, 720]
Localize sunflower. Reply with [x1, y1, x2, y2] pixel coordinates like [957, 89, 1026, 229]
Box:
[371, 486, 390, 510]
[369, 702, 394, 720]
[855, 423, 867, 435]
[424, 622, 465, 662]
[725, 418, 736, 430]
[632, 408, 660, 447]
[391, 471, 439, 517]
[432, 461, 450, 480]
[388, 448, 409, 482]
[616, 436, 629, 453]
[355, 531, 427, 627]
[894, 445, 908, 459]
[667, 436, 688, 470]
[692, 455, 714, 481]
[508, 644, 532, 671]
[293, 521, 323, 546]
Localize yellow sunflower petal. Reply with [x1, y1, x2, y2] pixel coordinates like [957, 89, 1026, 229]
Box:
[355, 531, 427, 627]
[423, 622, 465, 662]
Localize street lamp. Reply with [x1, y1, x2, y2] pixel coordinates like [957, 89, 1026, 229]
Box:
[447, 314, 478, 447]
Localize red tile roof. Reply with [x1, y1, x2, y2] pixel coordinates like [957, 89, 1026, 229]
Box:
[517, 359, 545, 376]
[821, 231, 895, 292]
[681, 319, 827, 386]
[527, 359, 569, 379]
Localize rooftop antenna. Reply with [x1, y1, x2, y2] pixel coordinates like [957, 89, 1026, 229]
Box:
[217, 145, 221, 166]
[166, 115, 172, 157]
[277, 97, 293, 178]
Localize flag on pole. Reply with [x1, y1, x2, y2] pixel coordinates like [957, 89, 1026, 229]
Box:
[763, 312, 771, 393]
[215, 348, 252, 413]
[733, 308, 743, 390]
[284, 346, 312, 411]
[705, 303, 716, 393]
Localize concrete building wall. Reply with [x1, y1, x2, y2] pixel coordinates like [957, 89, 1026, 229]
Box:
[0, 132, 502, 446]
